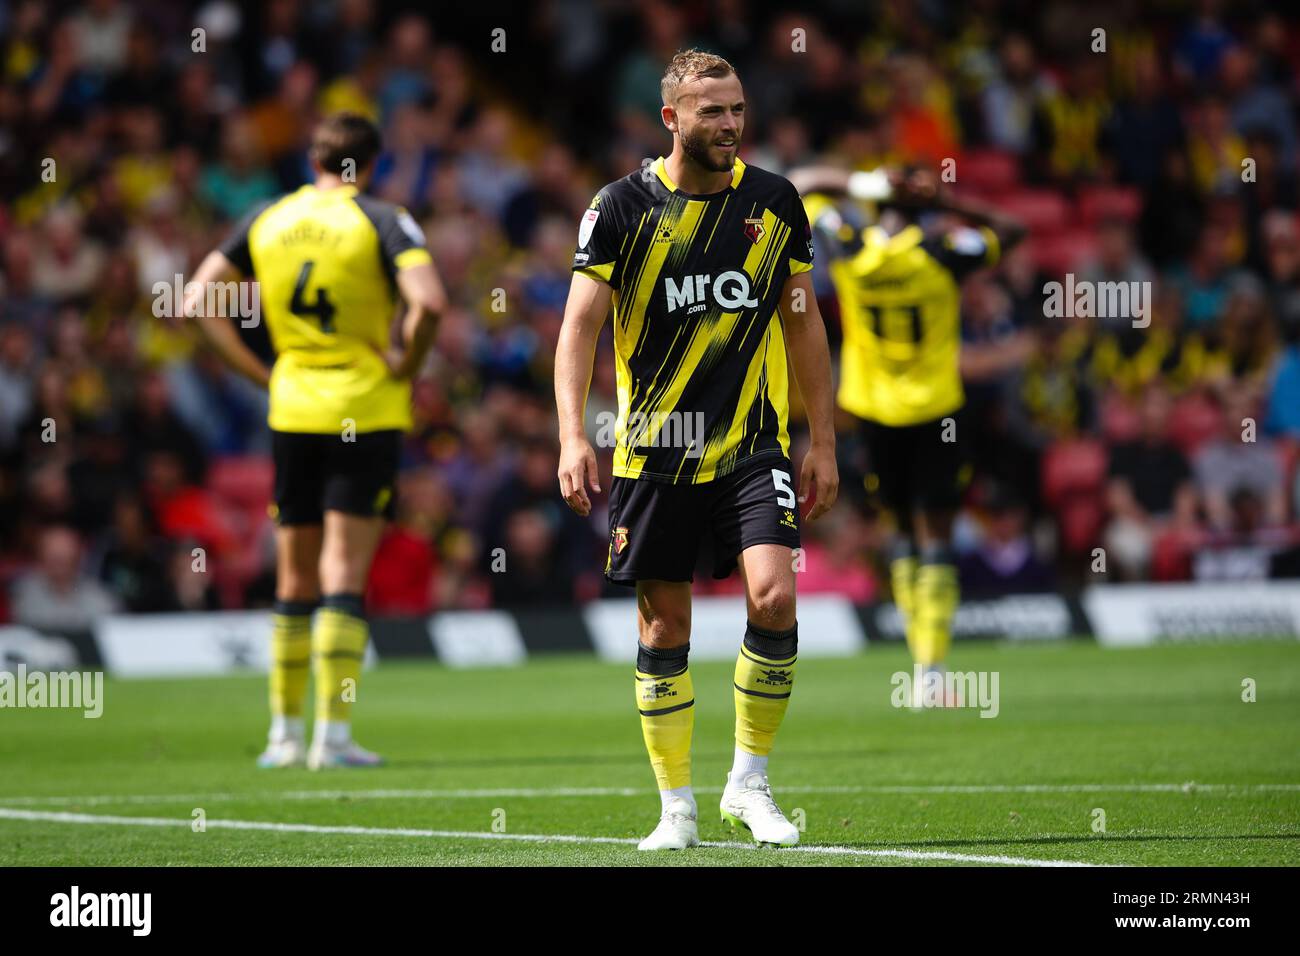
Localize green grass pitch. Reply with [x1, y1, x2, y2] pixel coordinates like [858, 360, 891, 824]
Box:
[1, 640, 1297, 866]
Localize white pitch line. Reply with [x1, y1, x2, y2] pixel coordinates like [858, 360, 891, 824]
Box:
[0, 782, 1296, 808]
[0, 807, 1095, 867]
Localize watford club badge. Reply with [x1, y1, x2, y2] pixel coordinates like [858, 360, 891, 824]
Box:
[743, 217, 765, 244]
[612, 526, 630, 555]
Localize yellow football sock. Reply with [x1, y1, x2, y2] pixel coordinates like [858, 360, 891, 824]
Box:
[313, 595, 369, 724]
[635, 643, 694, 791]
[912, 561, 958, 668]
[733, 622, 797, 757]
[270, 602, 313, 718]
[890, 555, 919, 658]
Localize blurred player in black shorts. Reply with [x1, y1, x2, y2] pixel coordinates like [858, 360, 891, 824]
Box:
[186, 114, 446, 769]
[791, 163, 1026, 704]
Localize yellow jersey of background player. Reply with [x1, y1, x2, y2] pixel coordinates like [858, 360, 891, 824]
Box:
[792, 164, 1025, 706]
[185, 113, 446, 771]
[813, 196, 992, 427]
[219, 181, 433, 436]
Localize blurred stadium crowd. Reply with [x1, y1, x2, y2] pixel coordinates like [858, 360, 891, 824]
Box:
[2, 0, 1299, 632]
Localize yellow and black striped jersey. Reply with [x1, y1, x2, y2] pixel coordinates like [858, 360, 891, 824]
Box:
[219, 184, 432, 434]
[573, 157, 814, 484]
[808, 194, 999, 426]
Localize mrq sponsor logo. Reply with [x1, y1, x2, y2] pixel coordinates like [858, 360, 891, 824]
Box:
[0, 664, 103, 718]
[50, 886, 151, 936]
[664, 271, 758, 314]
[890, 665, 1000, 718]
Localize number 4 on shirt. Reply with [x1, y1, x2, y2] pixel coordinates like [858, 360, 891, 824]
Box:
[290, 260, 337, 333]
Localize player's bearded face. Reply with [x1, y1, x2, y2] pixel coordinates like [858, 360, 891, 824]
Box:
[681, 119, 739, 173]
[673, 77, 744, 174]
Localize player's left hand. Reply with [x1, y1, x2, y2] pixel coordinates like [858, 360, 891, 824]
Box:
[376, 346, 412, 379]
[798, 443, 839, 522]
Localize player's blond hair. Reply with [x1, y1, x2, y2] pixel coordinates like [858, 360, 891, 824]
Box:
[660, 49, 737, 105]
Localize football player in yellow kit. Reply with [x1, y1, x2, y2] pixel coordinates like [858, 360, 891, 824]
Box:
[185, 114, 446, 768]
[791, 165, 1025, 705]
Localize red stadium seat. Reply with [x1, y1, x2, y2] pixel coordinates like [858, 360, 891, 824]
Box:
[1167, 393, 1224, 457]
[995, 189, 1071, 234]
[957, 149, 1021, 195]
[1042, 439, 1109, 556]
[208, 455, 274, 512]
[1151, 528, 1193, 581]
[1100, 393, 1143, 444]
[1041, 438, 1108, 509]
[1058, 497, 1105, 554]
[206, 457, 274, 606]
[207, 495, 272, 608]
[1277, 438, 1300, 511]
[1077, 185, 1143, 226]
[1032, 230, 1099, 275]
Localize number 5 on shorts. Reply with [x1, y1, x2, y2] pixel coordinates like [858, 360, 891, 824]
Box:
[772, 469, 796, 507]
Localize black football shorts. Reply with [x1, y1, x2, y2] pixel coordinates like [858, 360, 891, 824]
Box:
[859, 410, 971, 516]
[605, 453, 802, 585]
[271, 429, 401, 525]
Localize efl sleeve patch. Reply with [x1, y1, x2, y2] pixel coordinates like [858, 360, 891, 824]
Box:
[572, 189, 622, 283]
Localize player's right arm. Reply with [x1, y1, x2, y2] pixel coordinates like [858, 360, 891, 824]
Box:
[187, 200, 276, 388]
[788, 165, 892, 202]
[555, 272, 612, 517]
[790, 165, 1028, 252]
[184, 249, 273, 389]
[932, 189, 1027, 254]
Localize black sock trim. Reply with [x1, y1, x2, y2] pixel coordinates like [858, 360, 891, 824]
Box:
[733, 682, 792, 700]
[273, 600, 317, 617]
[739, 646, 796, 668]
[743, 621, 797, 659]
[321, 593, 365, 619]
[638, 699, 695, 717]
[636, 641, 689, 676]
[635, 666, 688, 681]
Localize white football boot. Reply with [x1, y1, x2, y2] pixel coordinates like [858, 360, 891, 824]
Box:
[637, 797, 701, 851]
[911, 666, 957, 709]
[720, 771, 800, 846]
[256, 737, 306, 769]
[306, 738, 384, 770]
